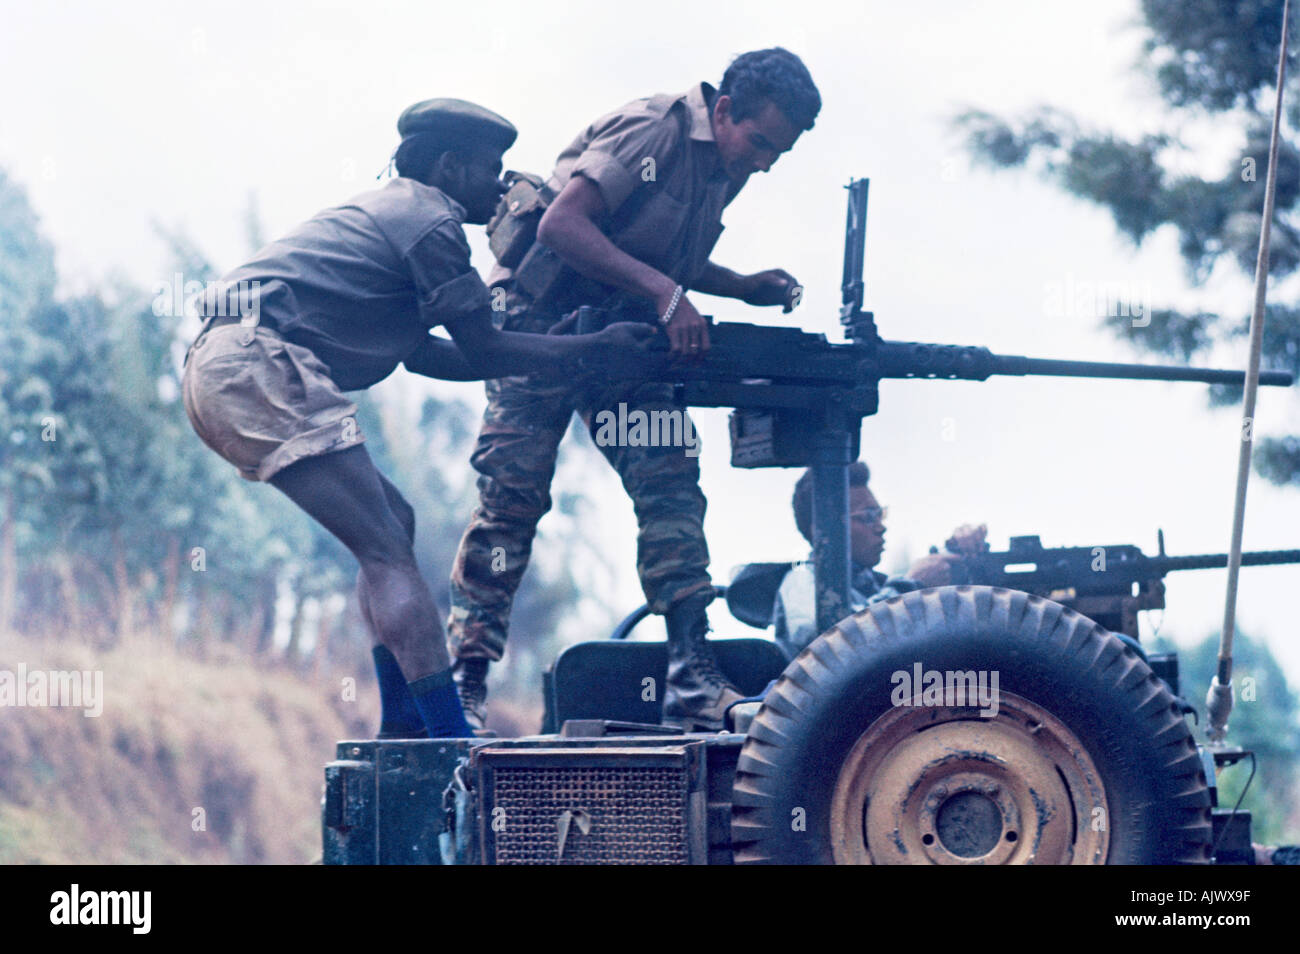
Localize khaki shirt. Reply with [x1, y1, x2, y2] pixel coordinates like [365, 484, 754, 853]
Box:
[198, 178, 490, 391]
[513, 83, 740, 313]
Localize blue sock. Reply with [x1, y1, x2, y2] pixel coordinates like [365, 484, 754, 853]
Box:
[409, 668, 474, 738]
[372, 645, 426, 737]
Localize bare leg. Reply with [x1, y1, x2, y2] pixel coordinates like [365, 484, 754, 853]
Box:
[270, 445, 446, 680]
[356, 471, 417, 646]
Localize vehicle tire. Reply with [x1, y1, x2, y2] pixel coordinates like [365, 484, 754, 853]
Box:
[730, 586, 1212, 865]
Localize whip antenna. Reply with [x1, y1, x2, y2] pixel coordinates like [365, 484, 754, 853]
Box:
[1208, 0, 1292, 744]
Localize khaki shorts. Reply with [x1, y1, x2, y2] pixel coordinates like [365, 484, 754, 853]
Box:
[182, 323, 365, 482]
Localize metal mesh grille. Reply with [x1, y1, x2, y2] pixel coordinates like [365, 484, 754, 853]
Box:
[488, 765, 690, 865]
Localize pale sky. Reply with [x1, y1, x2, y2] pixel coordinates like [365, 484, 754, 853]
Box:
[5, 0, 1300, 690]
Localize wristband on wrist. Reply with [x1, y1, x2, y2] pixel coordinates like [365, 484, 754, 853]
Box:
[658, 285, 684, 327]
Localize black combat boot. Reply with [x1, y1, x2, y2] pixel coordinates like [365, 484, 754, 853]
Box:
[662, 593, 744, 731]
[452, 657, 491, 733]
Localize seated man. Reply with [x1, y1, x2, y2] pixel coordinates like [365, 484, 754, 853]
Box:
[772, 461, 987, 659]
[182, 98, 651, 739]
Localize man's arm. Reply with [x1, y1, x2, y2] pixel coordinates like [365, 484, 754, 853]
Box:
[537, 176, 711, 354]
[691, 262, 750, 299]
[692, 262, 801, 313]
[405, 222, 653, 380]
[906, 524, 990, 586]
[537, 176, 674, 304]
[441, 308, 654, 380]
[402, 334, 479, 381]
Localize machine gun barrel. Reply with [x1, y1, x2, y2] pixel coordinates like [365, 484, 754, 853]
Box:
[623, 330, 1295, 391]
[1147, 549, 1300, 573]
[873, 341, 1295, 387]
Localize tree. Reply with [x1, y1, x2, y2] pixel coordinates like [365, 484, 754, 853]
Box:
[0, 170, 109, 635]
[957, 0, 1300, 485]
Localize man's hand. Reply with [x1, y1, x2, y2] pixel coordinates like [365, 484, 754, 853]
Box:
[908, 524, 989, 586]
[945, 523, 989, 557]
[659, 287, 710, 355]
[580, 322, 658, 375]
[544, 313, 659, 370]
[546, 311, 583, 336]
[907, 553, 966, 587]
[741, 269, 801, 313]
[594, 321, 657, 349]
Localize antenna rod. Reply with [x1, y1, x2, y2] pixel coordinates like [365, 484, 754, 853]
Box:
[1209, 0, 1292, 744]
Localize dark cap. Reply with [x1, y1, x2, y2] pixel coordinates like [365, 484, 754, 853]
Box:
[396, 98, 517, 152]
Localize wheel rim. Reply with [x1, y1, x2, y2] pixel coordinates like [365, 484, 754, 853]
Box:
[830, 690, 1108, 864]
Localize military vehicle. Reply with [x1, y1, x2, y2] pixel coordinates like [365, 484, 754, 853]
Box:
[322, 180, 1296, 865]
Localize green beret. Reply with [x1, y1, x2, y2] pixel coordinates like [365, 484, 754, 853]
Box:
[396, 98, 517, 152]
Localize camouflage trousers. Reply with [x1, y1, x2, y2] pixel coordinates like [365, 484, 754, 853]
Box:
[447, 315, 713, 661]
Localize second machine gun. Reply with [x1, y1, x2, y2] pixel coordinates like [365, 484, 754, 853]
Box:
[936, 532, 1300, 646]
[573, 177, 1295, 635]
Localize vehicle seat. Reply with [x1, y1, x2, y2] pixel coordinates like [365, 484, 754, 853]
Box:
[545, 638, 788, 730]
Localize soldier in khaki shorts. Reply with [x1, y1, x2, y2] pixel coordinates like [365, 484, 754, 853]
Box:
[183, 99, 651, 739]
[448, 49, 822, 730]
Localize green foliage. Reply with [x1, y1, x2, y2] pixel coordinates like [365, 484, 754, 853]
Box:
[0, 174, 111, 587]
[957, 2, 1300, 486]
[1151, 630, 1300, 843]
[1256, 434, 1300, 482]
[1142, 0, 1298, 111]
[0, 168, 54, 316]
[1102, 307, 1221, 362]
[1061, 134, 1170, 243]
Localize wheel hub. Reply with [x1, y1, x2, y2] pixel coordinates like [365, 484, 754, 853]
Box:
[830, 691, 1108, 864]
[934, 787, 1004, 858]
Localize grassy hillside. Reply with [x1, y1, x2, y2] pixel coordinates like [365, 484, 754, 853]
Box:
[0, 630, 377, 864]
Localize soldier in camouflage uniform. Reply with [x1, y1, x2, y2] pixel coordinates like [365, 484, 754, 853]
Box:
[448, 49, 823, 731]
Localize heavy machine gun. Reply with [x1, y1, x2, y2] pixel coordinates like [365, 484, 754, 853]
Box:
[577, 178, 1295, 634]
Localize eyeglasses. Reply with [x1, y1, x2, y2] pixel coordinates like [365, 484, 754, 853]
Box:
[849, 506, 887, 525]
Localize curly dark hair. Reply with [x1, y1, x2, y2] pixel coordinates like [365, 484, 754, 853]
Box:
[792, 461, 871, 544]
[394, 132, 447, 181]
[719, 48, 821, 132]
